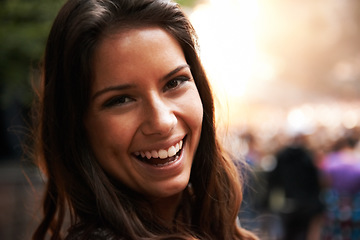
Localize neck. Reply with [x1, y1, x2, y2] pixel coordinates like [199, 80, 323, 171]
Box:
[150, 192, 183, 226]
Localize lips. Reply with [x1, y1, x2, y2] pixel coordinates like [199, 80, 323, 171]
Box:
[134, 139, 184, 166]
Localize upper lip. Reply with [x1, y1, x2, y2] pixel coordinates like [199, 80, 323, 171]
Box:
[132, 135, 186, 153]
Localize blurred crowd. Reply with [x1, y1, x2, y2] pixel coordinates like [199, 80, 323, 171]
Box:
[231, 126, 360, 240]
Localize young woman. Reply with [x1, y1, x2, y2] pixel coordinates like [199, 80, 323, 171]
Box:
[32, 0, 258, 239]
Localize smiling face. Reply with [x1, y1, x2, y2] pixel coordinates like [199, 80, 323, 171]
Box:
[84, 27, 203, 201]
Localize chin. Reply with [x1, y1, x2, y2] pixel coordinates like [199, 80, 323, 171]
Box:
[148, 178, 190, 199]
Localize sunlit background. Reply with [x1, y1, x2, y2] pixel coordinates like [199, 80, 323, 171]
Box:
[189, 0, 360, 135]
[188, 1, 360, 238]
[1, 0, 360, 239]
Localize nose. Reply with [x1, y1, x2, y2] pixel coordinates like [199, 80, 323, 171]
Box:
[140, 95, 177, 136]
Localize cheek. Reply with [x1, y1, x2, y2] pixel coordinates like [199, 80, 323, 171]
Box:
[183, 88, 203, 133]
[85, 116, 133, 161]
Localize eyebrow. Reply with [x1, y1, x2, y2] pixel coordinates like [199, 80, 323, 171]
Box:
[92, 83, 135, 100]
[91, 64, 190, 100]
[162, 64, 190, 81]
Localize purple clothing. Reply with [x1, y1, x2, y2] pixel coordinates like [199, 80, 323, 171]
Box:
[323, 152, 360, 195]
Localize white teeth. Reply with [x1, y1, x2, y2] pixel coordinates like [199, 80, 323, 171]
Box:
[168, 146, 176, 157]
[136, 139, 184, 159]
[145, 151, 152, 159]
[151, 150, 159, 158]
[158, 149, 168, 159]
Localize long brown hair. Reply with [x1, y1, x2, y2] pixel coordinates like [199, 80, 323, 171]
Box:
[32, 0, 258, 239]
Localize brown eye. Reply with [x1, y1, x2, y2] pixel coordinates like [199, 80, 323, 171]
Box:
[167, 79, 180, 89]
[164, 76, 190, 91]
[103, 95, 133, 108]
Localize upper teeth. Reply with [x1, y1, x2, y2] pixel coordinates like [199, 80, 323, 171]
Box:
[135, 140, 183, 159]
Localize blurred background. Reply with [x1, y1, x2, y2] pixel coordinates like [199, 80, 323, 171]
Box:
[1, 0, 360, 239]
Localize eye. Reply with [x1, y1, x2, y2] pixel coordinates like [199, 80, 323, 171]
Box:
[103, 95, 133, 108]
[164, 76, 190, 91]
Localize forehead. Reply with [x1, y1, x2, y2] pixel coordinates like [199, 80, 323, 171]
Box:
[91, 26, 187, 89]
[100, 26, 178, 48]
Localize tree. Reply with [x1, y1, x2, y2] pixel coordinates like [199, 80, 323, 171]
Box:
[0, 0, 65, 158]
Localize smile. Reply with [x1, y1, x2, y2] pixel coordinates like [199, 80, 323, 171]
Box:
[134, 138, 184, 166]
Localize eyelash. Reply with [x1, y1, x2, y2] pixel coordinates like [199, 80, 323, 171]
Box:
[102, 76, 191, 108]
[103, 95, 133, 108]
[164, 76, 190, 91]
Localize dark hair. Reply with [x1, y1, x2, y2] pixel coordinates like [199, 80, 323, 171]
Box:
[32, 0, 258, 239]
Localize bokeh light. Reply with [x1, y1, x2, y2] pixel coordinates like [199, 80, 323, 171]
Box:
[189, 0, 360, 137]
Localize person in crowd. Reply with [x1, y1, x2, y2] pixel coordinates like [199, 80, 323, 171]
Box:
[321, 132, 360, 240]
[322, 133, 360, 195]
[31, 0, 259, 239]
[267, 134, 325, 240]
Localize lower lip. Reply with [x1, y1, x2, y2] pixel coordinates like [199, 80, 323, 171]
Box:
[135, 144, 186, 177]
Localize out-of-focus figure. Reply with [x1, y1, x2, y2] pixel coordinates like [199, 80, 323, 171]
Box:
[267, 134, 325, 240]
[321, 132, 360, 240]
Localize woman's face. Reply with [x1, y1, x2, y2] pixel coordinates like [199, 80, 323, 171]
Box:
[84, 27, 203, 199]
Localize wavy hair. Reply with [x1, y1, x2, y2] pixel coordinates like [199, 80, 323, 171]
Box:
[32, 0, 258, 239]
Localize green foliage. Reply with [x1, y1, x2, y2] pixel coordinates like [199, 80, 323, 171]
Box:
[176, 0, 199, 8]
[0, 0, 197, 108]
[0, 0, 65, 108]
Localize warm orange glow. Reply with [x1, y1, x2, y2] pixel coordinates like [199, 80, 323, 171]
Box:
[190, 0, 261, 126]
[190, 0, 360, 136]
